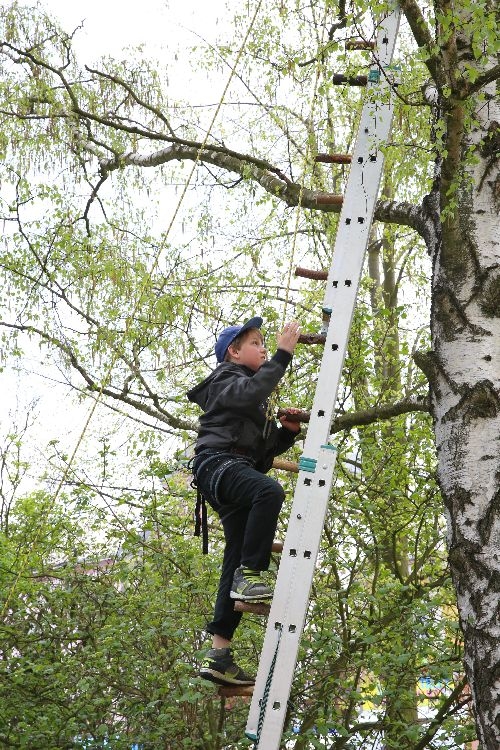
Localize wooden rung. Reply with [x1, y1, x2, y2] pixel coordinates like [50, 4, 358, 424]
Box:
[218, 684, 254, 698]
[276, 407, 310, 424]
[315, 193, 343, 207]
[272, 458, 299, 473]
[234, 600, 271, 615]
[315, 153, 352, 164]
[271, 540, 284, 552]
[295, 266, 328, 281]
[331, 74, 368, 86]
[346, 39, 376, 50]
[298, 333, 327, 345]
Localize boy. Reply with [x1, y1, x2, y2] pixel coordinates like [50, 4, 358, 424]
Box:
[187, 316, 301, 686]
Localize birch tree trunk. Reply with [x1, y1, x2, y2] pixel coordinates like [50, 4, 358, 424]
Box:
[431, 83, 500, 749]
[397, 0, 500, 740]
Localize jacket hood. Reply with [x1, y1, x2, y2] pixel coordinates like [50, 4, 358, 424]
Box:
[187, 362, 253, 410]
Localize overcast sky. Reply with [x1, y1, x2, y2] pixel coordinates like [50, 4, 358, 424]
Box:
[39, 0, 224, 60]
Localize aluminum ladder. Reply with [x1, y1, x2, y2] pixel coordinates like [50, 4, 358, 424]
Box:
[246, 5, 402, 746]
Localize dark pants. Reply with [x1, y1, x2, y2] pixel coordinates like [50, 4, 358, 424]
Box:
[193, 454, 285, 641]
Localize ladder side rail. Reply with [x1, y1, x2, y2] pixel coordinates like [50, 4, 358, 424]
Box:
[307, 76, 401, 454]
[322, 8, 401, 320]
[246, 6, 402, 747]
[246, 447, 338, 743]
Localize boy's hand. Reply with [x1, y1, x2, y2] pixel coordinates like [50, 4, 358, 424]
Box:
[277, 321, 300, 354]
[279, 407, 302, 433]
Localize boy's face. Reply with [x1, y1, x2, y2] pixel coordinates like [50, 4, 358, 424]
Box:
[227, 329, 267, 372]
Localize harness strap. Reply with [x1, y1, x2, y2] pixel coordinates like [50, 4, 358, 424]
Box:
[194, 489, 209, 554]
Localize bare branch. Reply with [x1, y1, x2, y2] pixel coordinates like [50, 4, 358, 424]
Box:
[0, 322, 194, 432]
[398, 0, 442, 87]
[467, 63, 500, 96]
[278, 396, 430, 433]
[97, 142, 426, 234]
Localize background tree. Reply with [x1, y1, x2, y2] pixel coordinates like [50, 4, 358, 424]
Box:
[0, 0, 498, 747]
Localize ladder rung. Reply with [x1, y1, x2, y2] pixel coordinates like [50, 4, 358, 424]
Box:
[295, 266, 328, 281]
[276, 407, 310, 423]
[298, 333, 327, 345]
[234, 600, 271, 615]
[218, 684, 254, 698]
[314, 153, 352, 165]
[346, 39, 376, 50]
[272, 458, 299, 473]
[331, 73, 368, 86]
[315, 193, 343, 207]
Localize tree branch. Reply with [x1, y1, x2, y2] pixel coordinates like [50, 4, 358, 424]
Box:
[398, 0, 442, 87]
[97, 143, 427, 234]
[277, 396, 430, 433]
[413, 676, 470, 750]
[467, 63, 500, 96]
[0, 321, 194, 432]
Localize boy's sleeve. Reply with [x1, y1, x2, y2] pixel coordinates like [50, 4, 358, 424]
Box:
[273, 424, 299, 456]
[256, 423, 299, 473]
[211, 349, 293, 407]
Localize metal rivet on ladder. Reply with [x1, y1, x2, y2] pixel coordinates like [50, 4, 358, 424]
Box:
[304, 477, 311, 486]
[332, 344, 338, 351]
[364, 127, 369, 133]
[304, 551, 311, 558]
[274, 622, 281, 629]
[273, 702, 281, 710]
[289, 625, 296, 632]
[318, 410, 325, 416]
[290, 549, 297, 556]
[345, 218, 351, 224]
[345, 279, 352, 286]
[297, 514, 302, 519]
[319, 479, 326, 486]
[369, 154, 377, 161]
[383, 36, 388, 43]
[358, 156, 363, 163]
[358, 217, 365, 223]
[332, 280, 338, 287]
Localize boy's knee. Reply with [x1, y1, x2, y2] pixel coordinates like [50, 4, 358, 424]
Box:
[252, 476, 285, 512]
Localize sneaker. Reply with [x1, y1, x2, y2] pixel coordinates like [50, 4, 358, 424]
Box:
[199, 648, 255, 686]
[230, 566, 273, 600]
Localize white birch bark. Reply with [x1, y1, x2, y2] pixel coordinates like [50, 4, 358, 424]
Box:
[432, 82, 500, 747]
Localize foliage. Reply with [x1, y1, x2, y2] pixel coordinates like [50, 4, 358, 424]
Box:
[1, 0, 498, 747]
[0, 480, 236, 749]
